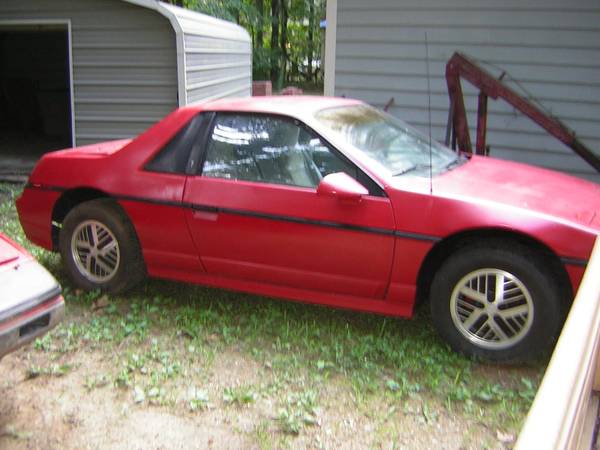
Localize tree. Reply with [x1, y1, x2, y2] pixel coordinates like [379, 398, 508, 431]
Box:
[270, 0, 280, 85]
[255, 0, 264, 49]
[279, 0, 288, 86]
[307, 0, 315, 82]
[179, 0, 325, 89]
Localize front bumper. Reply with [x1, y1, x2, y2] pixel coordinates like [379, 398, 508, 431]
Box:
[0, 295, 64, 359]
[0, 259, 65, 360]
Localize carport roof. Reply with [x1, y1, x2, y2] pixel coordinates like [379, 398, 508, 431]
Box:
[122, 0, 251, 106]
[123, 0, 249, 41]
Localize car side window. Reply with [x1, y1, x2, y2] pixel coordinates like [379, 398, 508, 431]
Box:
[145, 114, 205, 174]
[201, 114, 357, 189]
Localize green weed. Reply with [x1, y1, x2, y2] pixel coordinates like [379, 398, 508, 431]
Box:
[25, 363, 73, 379]
[277, 390, 319, 435]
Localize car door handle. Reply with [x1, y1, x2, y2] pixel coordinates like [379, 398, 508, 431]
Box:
[192, 206, 218, 221]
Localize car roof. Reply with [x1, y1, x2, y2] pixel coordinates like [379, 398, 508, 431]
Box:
[181, 95, 364, 118]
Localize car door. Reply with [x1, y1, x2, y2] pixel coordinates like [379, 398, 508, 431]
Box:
[183, 112, 396, 299]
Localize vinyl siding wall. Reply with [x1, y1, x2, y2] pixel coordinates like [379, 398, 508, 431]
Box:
[1, 0, 177, 146]
[333, 0, 600, 182]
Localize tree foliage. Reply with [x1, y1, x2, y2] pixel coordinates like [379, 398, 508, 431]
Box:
[169, 0, 325, 89]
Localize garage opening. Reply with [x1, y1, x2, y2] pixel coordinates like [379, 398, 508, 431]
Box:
[0, 24, 72, 179]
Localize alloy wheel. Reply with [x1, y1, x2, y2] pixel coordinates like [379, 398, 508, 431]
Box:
[450, 268, 534, 349]
[71, 220, 120, 283]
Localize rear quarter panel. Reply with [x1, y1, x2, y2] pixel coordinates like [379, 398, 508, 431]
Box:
[16, 188, 62, 250]
[17, 107, 202, 252]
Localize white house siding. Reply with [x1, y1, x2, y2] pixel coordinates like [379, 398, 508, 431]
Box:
[332, 0, 600, 182]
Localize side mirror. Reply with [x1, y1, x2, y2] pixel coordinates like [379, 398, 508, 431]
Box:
[317, 172, 368, 204]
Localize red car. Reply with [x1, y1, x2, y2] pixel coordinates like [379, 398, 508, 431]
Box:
[0, 232, 64, 360]
[16, 96, 600, 362]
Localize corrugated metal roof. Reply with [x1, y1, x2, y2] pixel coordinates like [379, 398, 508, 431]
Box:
[124, 0, 252, 106]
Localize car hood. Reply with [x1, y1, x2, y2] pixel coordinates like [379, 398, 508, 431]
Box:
[0, 234, 61, 319]
[431, 156, 600, 230]
[0, 233, 28, 266]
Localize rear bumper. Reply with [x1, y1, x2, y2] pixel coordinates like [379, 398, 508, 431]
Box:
[16, 186, 61, 251]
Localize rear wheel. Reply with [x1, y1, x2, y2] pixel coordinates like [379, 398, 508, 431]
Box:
[430, 242, 566, 362]
[59, 199, 145, 293]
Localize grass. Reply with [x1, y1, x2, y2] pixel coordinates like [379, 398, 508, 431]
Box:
[0, 182, 546, 445]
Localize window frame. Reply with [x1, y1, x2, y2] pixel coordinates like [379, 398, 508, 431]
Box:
[143, 113, 212, 176]
[197, 111, 386, 197]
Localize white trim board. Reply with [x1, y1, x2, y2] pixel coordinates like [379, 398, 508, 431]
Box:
[324, 0, 337, 96]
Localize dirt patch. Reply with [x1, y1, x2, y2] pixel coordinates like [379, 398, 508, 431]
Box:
[1, 345, 515, 450]
[0, 350, 257, 450]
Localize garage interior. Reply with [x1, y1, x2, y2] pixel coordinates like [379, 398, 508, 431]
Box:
[0, 24, 72, 179]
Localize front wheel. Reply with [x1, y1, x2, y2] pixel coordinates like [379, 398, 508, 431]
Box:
[430, 243, 566, 362]
[59, 199, 145, 293]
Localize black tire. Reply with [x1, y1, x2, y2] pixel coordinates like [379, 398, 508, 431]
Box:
[430, 242, 566, 362]
[59, 198, 145, 293]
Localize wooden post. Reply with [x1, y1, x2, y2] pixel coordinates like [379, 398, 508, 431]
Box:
[475, 92, 488, 155]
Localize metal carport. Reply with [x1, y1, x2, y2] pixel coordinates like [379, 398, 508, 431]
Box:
[0, 0, 251, 175]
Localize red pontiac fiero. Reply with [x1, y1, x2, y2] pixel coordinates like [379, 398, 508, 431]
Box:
[16, 96, 600, 362]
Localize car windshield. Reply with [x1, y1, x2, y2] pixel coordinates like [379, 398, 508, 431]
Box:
[314, 104, 462, 176]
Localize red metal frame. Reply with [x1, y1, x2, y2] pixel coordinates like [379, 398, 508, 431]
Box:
[445, 52, 600, 172]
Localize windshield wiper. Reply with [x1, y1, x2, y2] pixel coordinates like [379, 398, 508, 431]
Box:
[392, 163, 431, 176]
[443, 155, 466, 171]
